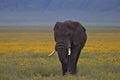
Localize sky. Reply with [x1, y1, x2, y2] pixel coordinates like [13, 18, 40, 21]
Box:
[0, 0, 120, 26]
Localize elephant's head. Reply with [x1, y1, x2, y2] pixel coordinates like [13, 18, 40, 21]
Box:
[48, 22, 71, 57]
[54, 22, 71, 56]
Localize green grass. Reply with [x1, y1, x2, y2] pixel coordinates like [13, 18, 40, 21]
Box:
[0, 52, 120, 80]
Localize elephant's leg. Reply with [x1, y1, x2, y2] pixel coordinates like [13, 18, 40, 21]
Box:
[70, 41, 86, 74]
[68, 60, 77, 75]
[68, 45, 81, 75]
[62, 63, 67, 75]
[57, 49, 68, 75]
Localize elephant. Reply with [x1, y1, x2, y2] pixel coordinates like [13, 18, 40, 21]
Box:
[48, 20, 87, 75]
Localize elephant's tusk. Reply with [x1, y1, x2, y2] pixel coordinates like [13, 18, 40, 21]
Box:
[68, 48, 71, 55]
[48, 50, 56, 56]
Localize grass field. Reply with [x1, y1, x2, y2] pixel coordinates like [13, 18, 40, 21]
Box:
[0, 26, 120, 80]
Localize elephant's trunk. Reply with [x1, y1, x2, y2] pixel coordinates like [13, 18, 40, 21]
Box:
[48, 40, 71, 57]
[56, 40, 71, 55]
[55, 42, 65, 50]
[48, 48, 71, 57]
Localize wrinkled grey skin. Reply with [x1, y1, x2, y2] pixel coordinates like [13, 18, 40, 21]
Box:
[54, 20, 87, 75]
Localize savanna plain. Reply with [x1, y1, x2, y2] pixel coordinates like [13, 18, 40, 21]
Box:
[0, 26, 120, 80]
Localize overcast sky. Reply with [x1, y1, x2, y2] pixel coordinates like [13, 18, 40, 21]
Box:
[0, 0, 120, 26]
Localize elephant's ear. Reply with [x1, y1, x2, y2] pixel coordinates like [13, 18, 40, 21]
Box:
[54, 22, 62, 31]
[71, 21, 85, 46]
[72, 21, 86, 32]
